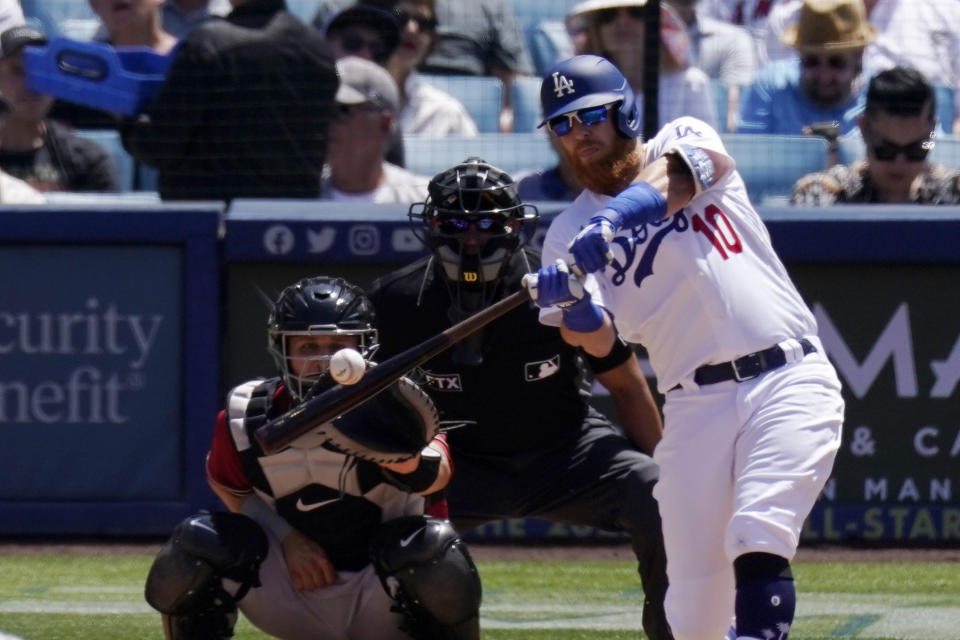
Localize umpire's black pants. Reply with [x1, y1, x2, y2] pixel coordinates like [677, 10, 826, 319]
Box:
[445, 410, 673, 640]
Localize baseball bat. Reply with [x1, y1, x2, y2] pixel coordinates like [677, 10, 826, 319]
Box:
[254, 287, 531, 454]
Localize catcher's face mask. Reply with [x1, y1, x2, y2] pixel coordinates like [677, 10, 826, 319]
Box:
[275, 332, 365, 400]
[268, 276, 379, 402]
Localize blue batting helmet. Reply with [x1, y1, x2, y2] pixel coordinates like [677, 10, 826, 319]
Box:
[538, 55, 640, 138]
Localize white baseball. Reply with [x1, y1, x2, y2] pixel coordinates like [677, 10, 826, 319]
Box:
[330, 348, 365, 385]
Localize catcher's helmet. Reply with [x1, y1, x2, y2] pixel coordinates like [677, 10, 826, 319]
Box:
[267, 276, 378, 400]
[539, 54, 640, 138]
[409, 157, 538, 313]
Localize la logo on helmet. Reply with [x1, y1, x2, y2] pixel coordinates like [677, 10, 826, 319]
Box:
[552, 72, 575, 98]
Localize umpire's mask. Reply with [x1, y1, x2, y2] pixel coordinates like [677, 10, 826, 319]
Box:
[409, 157, 538, 317]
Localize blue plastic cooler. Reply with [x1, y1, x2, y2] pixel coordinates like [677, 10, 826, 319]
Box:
[24, 37, 172, 116]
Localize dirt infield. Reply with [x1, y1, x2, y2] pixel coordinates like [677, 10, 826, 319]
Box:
[1, 539, 959, 563]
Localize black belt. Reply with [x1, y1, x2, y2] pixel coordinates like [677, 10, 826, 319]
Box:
[691, 338, 816, 387]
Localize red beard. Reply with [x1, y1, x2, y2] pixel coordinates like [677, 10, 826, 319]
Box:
[567, 136, 642, 196]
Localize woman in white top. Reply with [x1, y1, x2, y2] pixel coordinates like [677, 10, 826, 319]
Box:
[371, 0, 478, 137]
[569, 0, 718, 130]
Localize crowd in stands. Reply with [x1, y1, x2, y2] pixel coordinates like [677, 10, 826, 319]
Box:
[0, 25, 118, 193]
[791, 66, 960, 204]
[322, 54, 430, 201]
[0, 0, 957, 206]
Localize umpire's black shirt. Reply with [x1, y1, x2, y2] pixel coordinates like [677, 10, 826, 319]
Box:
[369, 249, 591, 455]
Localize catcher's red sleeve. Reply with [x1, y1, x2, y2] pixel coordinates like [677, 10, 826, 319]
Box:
[424, 433, 451, 518]
[206, 411, 253, 493]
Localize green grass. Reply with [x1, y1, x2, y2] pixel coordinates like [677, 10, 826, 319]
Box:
[0, 555, 958, 639]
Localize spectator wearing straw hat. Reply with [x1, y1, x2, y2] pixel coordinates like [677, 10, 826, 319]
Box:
[737, 0, 874, 135]
[569, 0, 718, 130]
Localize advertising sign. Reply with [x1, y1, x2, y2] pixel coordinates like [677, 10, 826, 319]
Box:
[795, 265, 960, 543]
[0, 246, 181, 500]
[0, 206, 220, 535]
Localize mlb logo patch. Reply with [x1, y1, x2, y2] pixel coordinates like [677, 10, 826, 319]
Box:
[525, 355, 560, 382]
[422, 372, 462, 392]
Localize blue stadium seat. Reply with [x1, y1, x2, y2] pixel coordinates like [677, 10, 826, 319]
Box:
[135, 164, 159, 192]
[526, 19, 574, 77]
[402, 132, 555, 178]
[512, 74, 544, 133]
[711, 82, 729, 133]
[417, 74, 504, 133]
[836, 132, 866, 165]
[931, 135, 960, 169]
[22, 0, 96, 25]
[935, 85, 955, 133]
[720, 134, 830, 203]
[506, 0, 582, 26]
[73, 129, 135, 192]
[23, 0, 103, 39]
[286, 0, 323, 24]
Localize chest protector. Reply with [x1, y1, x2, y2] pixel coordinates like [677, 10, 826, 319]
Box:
[225, 378, 423, 571]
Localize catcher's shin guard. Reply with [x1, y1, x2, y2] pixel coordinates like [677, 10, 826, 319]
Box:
[145, 512, 268, 640]
[371, 516, 482, 640]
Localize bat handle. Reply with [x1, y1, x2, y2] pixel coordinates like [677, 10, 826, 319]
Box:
[521, 259, 585, 300]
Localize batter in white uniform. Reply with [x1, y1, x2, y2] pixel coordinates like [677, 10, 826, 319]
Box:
[527, 55, 844, 640]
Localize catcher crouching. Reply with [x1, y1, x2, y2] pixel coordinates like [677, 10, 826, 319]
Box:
[145, 276, 481, 640]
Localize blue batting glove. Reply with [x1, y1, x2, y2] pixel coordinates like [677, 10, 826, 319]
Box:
[522, 261, 604, 332]
[568, 182, 670, 274]
[568, 217, 616, 274]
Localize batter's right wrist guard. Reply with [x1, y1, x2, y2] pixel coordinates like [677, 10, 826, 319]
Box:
[603, 182, 668, 229]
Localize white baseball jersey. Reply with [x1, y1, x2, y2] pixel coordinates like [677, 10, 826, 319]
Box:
[541, 117, 817, 392]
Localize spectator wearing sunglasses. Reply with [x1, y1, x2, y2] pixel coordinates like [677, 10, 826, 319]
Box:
[314, 0, 531, 132]
[363, 0, 477, 137]
[321, 3, 399, 65]
[568, 0, 718, 131]
[321, 55, 429, 203]
[791, 66, 960, 205]
[738, 0, 873, 135]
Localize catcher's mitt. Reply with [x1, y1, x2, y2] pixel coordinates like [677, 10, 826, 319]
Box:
[319, 375, 440, 464]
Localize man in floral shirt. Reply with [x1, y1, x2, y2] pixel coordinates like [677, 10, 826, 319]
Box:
[791, 66, 960, 205]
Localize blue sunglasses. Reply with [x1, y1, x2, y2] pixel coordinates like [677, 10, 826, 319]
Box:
[438, 215, 508, 234]
[548, 104, 610, 136]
